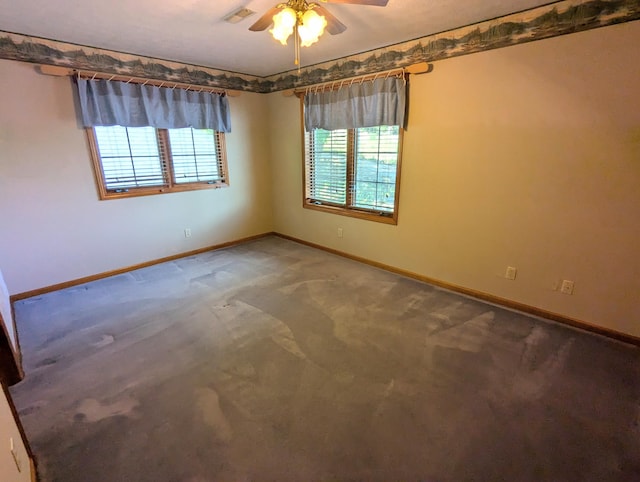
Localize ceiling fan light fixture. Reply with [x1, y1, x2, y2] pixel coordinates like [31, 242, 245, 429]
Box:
[252, 0, 386, 69]
[298, 9, 327, 47]
[269, 7, 297, 45]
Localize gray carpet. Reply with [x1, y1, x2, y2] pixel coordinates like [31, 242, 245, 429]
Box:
[9, 236, 640, 481]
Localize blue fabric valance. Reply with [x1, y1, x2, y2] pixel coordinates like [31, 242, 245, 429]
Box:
[76, 78, 231, 132]
[304, 76, 406, 131]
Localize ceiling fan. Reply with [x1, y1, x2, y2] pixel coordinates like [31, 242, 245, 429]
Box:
[249, 0, 389, 69]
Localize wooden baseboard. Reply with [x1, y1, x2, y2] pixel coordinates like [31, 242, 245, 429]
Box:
[273, 233, 640, 347]
[10, 232, 274, 302]
[30, 457, 38, 482]
[8, 230, 639, 347]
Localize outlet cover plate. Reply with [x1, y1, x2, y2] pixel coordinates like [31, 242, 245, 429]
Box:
[560, 279, 574, 295]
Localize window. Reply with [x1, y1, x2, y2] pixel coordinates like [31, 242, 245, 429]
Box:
[87, 126, 228, 199]
[304, 125, 402, 224]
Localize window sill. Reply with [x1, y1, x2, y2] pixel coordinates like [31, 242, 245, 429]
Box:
[99, 182, 228, 200]
[303, 200, 397, 225]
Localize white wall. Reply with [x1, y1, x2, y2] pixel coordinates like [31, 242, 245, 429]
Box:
[0, 385, 32, 482]
[0, 60, 273, 294]
[269, 22, 640, 338]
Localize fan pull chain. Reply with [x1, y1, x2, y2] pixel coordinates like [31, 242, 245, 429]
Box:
[295, 25, 301, 73]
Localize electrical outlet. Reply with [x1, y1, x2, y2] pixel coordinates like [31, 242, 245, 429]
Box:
[505, 266, 517, 280]
[560, 279, 574, 295]
[184, 228, 191, 238]
[337, 227, 343, 238]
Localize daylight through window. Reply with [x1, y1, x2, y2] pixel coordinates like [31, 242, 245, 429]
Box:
[304, 125, 402, 224]
[88, 126, 228, 199]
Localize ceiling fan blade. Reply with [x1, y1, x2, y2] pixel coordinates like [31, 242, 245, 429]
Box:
[322, 0, 389, 6]
[314, 5, 347, 35]
[248, 7, 281, 31]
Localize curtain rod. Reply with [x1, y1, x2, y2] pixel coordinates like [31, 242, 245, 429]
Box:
[288, 62, 430, 97]
[76, 70, 230, 96]
[37, 65, 240, 96]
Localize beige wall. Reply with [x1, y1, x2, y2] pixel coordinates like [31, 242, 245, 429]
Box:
[0, 60, 273, 294]
[0, 385, 32, 482]
[1, 23, 638, 338]
[269, 22, 640, 337]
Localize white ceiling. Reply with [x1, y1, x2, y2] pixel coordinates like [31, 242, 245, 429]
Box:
[0, 0, 555, 77]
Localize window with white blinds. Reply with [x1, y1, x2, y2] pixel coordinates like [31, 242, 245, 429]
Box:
[88, 126, 228, 199]
[93, 126, 165, 190]
[304, 125, 402, 224]
[305, 129, 348, 205]
[167, 128, 223, 184]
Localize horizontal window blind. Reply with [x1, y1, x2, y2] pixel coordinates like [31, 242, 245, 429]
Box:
[306, 129, 349, 206]
[89, 125, 229, 199]
[94, 126, 167, 190]
[303, 124, 402, 222]
[167, 128, 225, 184]
[353, 125, 400, 213]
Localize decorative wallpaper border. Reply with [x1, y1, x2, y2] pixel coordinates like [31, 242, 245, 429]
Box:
[267, 0, 640, 90]
[1, 0, 638, 93]
[0, 33, 263, 92]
